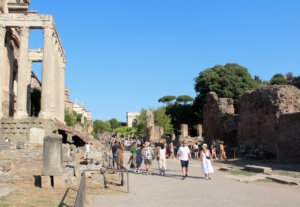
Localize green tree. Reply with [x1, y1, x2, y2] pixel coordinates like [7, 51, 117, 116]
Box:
[65, 109, 76, 126]
[270, 73, 286, 85]
[176, 95, 194, 104]
[158, 96, 176, 105]
[194, 63, 258, 119]
[115, 126, 137, 137]
[93, 120, 112, 134]
[285, 72, 293, 81]
[109, 118, 120, 130]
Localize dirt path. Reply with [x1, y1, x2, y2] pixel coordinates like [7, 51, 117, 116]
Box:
[93, 152, 300, 207]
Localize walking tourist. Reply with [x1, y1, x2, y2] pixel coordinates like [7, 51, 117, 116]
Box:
[170, 142, 175, 159]
[200, 144, 214, 180]
[219, 141, 227, 161]
[193, 143, 199, 159]
[111, 141, 118, 169]
[177, 140, 192, 179]
[136, 144, 143, 174]
[142, 142, 154, 175]
[117, 142, 124, 168]
[130, 142, 137, 171]
[158, 144, 167, 175]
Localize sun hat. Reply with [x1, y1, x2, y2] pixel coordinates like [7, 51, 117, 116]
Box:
[202, 143, 208, 148]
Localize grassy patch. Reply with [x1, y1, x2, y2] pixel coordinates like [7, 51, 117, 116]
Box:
[274, 170, 300, 178]
[229, 169, 256, 176]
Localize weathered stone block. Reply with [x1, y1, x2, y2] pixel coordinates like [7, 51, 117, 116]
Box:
[29, 128, 45, 144]
[16, 141, 25, 149]
[244, 165, 272, 173]
[53, 176, 65, 188]
[42, 134, 63, 176]
[180, 124, 188, 138]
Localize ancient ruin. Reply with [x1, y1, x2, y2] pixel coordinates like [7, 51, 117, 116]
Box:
[180, 124, 188, 138]
[238, 85, 300, 160]
[126, 112, 140, 127]
[0, 1, 94, 146]
[203, 92, 238, 146]
[145, 110, 164, 142]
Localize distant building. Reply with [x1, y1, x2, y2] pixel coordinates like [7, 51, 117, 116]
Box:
[126, 112, 140, 127]
[73, 99, 92, 121]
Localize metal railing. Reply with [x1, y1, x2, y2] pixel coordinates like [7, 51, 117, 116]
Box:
[103, 152, 129, 193]
[74, 171, 86, 207]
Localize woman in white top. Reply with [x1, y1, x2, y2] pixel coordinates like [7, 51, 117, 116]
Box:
[158, 144, 167, 175]
[200, 143, 214, 180]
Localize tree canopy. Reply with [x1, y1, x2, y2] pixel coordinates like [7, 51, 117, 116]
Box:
[194, 63, 258, 118]
[158, 96, 176, 105]
[271, 73, 286, 85]
[176, 95, 194, 104]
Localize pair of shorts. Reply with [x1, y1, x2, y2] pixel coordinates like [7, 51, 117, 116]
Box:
[144, 159, 152, 165]
[181, 160, 189, 168]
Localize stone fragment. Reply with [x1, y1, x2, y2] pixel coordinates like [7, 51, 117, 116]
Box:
[42, 134, 63, 176]
[244, 165, 272, 173]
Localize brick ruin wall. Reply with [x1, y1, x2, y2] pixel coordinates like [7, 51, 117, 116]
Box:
[238, 85, 300, 157]
[277, 112, 300, 163]
[203, 92, 238, 146]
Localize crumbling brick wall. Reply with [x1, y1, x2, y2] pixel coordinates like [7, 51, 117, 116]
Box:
[277, 112, 300, 163]
[203, 92, 238, 146]
[238, 85, 300, 156]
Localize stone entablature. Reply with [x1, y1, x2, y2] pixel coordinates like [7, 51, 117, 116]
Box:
[0, 11, 66, 122]
[126, 112, 140, 127]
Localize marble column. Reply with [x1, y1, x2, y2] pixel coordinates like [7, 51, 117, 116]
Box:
[39, 26, 55, 120]
[15, 27, 30, 119]
[54, 41, 59, 120]
[0, 26, 6, 119]
[60, 60, 65, 122]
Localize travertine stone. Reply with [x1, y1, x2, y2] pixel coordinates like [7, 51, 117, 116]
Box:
[180, 124, 188, 138]
[42, 134, 63, 176]
[39, 25, 56, 120]
[196, 124, 203, 137]
[29, 127, 45, 144]
[15, 26, 30, 119]
[0, 26, 5, 119]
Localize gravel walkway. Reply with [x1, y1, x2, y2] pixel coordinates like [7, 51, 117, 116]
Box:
[94, 152, 300, 207]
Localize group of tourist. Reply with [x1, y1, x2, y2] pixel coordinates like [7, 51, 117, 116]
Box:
[111, 138, 216, 180]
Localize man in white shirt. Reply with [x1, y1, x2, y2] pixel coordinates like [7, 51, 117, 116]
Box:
[177, 140, 192, 179]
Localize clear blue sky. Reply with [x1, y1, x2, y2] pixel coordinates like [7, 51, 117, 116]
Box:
[28, 0, 300, 122]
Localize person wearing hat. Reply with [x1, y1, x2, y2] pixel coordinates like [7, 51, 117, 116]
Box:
[177, 140, 192, 180]
[142, 142, 154, 175]
[200, 143, 214, 180]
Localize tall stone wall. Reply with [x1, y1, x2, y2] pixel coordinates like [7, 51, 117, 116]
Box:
[238, 85, 300, 155]
[203, 92, 238, 146]
[277, 112, 300, 163]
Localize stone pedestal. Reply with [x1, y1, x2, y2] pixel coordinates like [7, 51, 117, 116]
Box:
[42, 134, 63, 176]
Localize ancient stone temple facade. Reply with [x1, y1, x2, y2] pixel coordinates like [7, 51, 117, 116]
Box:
[0, 0, 65, 122]
[0, 1, 69, 145]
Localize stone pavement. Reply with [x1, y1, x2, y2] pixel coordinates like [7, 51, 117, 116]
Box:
[94, 152, 300, 207]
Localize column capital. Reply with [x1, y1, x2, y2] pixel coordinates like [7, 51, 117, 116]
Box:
[19, 26, 30, 38]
